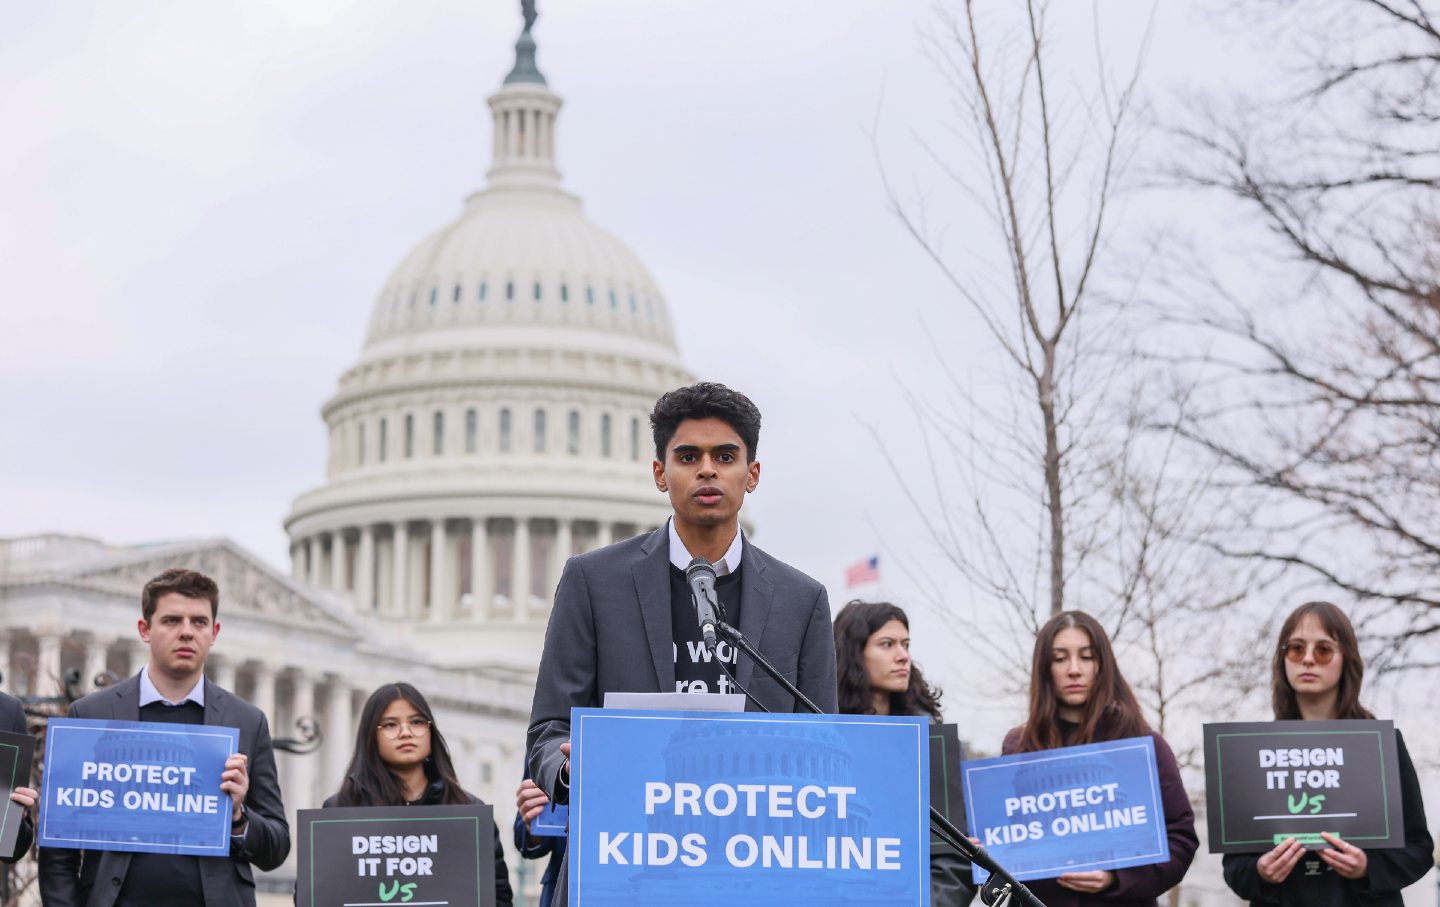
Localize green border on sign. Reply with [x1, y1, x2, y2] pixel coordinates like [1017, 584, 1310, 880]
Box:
[1213, 729, 1389, 846]
[0, 743, 19, 849]
[307, 815, 484, 906]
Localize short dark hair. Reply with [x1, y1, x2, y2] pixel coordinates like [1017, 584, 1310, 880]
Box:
[141, 568, 220, 622]
[650, 382, 762, 462]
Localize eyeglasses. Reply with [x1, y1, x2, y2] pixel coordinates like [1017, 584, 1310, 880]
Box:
[1282, 640, 1337, 665]
[377, 717, 432, 738]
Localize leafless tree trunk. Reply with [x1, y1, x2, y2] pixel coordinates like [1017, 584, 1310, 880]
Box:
[876, 0, 1156, 645]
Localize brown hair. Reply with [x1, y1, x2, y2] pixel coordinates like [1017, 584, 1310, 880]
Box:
[141, 568, 219, 622]
[1272, 601, 1373, 721]
[1012, 611, 1150, 753]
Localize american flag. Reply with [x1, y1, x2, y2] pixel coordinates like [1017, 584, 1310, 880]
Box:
[845, 555, 879, 587]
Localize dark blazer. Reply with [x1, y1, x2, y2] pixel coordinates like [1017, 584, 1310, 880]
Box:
[1001, 726, 1198, 907]
[1, 692, 34, 863]
[37, 673, 290, 907]
[527, 527, 838, 906]
[1222, 730, 1432, 906]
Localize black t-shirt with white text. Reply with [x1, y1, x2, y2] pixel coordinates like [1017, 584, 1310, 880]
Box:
[668, 564, 743, 695]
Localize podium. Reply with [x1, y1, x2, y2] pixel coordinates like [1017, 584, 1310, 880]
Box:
[568, 708, 931, 906]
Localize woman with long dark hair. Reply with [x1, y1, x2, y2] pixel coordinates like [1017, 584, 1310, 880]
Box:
[324, 683, 513, 906]
[1002, 611, 1196, 906]
[834, 600, 973, 906]
[1222, 602, 1432, 906]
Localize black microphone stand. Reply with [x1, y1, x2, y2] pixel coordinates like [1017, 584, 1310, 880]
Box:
[714, 618, 1047, 907]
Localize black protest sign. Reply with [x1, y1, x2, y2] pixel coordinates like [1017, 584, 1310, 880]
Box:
[0, 728, 36, 860]
[929, 723, 967, 850]
[297, 803, 496, 907]
[1204, 720, 1403, 853]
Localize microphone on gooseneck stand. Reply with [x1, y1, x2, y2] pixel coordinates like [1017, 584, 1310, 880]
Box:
[684, 556, 720, 656]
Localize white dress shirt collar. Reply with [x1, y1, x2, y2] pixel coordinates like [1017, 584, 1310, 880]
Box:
[138, 667, 206, 707]
[667, 518, 744, 576]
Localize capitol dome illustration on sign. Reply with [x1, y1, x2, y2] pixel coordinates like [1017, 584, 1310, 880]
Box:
[284, 1, 694, 673]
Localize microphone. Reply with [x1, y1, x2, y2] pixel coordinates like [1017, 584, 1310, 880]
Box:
[685, 556, 720, 655]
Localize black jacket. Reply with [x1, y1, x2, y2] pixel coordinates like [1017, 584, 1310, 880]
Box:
[1222, 730, 1432, 906]
[322, 780, 513, 907]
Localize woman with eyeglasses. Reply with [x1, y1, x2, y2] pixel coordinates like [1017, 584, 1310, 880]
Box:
[1221, 602, 1432, 906]
[833, 600, 975, 906]
[1001, 611, 1197, 906]
[323, 682, 514, 907]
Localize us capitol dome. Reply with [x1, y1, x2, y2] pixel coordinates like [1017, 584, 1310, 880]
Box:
[283, 6, 693, 673]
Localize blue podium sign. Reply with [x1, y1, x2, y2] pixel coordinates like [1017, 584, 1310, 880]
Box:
[570, 709, 930, 906]
[963, 736, 1168, 883]
[40, 718, 240, 856]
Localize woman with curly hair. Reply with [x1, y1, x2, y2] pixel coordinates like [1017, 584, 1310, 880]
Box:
[833, 600, 971, 905]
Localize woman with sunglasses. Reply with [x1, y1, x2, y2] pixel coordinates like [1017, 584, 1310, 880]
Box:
[1001, 611, 1197, 906]
[323, 683, 514, 907]
[833, 600, 975, 906]
[1222, 602, 1432, 906]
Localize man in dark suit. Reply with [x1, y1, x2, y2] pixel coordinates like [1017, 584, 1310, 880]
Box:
[1, 692, 38, 863]
[38, 568, 289, 907]
[527, 382, 838, 906]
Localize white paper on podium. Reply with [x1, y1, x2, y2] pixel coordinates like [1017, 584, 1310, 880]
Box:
[602, 692, 746, 712]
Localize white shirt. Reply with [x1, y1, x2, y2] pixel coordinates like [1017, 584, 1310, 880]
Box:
[137, 666, 205, 707]
[667, 517, 744, 575]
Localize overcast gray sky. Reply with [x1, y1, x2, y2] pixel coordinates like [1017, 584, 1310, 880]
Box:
[1, 0, 1242, 729]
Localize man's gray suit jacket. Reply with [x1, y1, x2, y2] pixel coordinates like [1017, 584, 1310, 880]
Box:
[37, 673, 290, 907]
[526, 526, 838, 906]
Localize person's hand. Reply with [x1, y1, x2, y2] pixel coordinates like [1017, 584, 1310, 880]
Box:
[517, 779, 550, 831]
[220, 754, 250, 824]
[1056, 870, 1115, 893]
[560, 740, 571, 782]
[9, 786, 37, 810]
[1318, 832, 1368, 879]
[1257, 837, 1305, 884]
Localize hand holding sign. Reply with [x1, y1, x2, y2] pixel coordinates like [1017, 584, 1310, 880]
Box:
[220, 753, 249, 823]
[1058, 869, 1114, 893]
[1256, 836, 1305, 883]
[516, 779, 549, 830]
[10, 787, 37, 810]
[1317, 832, 1367, 879]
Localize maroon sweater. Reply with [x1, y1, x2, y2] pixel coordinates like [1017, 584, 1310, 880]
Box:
[1000, 723, 1199, 907]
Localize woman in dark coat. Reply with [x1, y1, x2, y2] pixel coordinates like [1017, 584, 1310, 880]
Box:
[833, 600, 976, 907]
[323, 682, 513, 907]
[1001, 611, 1197, 906]
[1222, 601, 1432, 906]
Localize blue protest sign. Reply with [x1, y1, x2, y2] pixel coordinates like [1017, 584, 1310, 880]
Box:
[532, 802, 569, 837]
[963, 736, 1168, 883]
[569, 708, 930, 906]
[40, 718, 240, 856]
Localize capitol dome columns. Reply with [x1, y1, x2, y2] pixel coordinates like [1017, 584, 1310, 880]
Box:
[356, 525, 376, 612]
[470, 516, 490, 621]
[512, 518, 532, 620]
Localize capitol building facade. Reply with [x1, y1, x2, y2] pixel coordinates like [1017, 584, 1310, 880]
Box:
[0, 9, 689, 900]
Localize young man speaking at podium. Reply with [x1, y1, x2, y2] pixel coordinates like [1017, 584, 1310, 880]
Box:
[526, 381, 838, 906]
